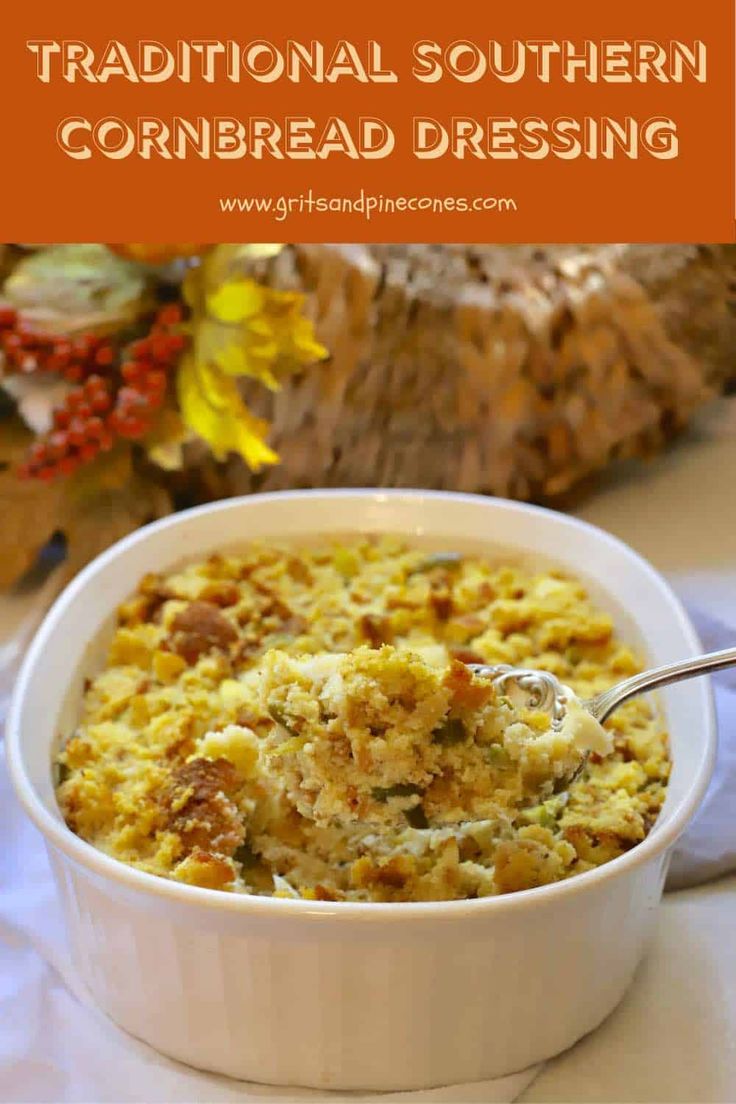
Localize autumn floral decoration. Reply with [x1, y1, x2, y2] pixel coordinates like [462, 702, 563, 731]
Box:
[0, 243, 327, 483]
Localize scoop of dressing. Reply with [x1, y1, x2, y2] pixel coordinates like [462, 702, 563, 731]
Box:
[260, 647, 614, 828]
[498, 676, 613, 756]
[558, 692, 613, 756]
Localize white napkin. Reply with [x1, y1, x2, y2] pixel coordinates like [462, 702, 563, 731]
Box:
[667, 607, 736, 890]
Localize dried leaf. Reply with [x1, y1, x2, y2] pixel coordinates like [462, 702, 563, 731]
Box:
[187, 244, 326, 384]
[3, 244, 149, 336]
[177, 245, 327, 470]
[0, 417, 171, 592]
[1, 374, 72, 434]
[188, 274, 326, 389]
[0, 420, 65, 588]
[212, 343, 279, 391]
[144, 409, 193, 471]
[177, 355, 278, 471]
[206, 280, 264, 324]
[61, 466, 171, 584]
[66, 445, 135, 499]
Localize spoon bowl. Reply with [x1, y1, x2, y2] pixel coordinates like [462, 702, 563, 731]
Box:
[469, 647, 736, 793]
[471, 645, 736, 727]
[470, 644, 736, 771]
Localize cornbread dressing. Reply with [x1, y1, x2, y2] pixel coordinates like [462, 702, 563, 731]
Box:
[55, 539, 670, 902]
[260, 647, 611, 826]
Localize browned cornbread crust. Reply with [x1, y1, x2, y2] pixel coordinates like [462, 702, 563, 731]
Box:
[55, 538, 669, 901]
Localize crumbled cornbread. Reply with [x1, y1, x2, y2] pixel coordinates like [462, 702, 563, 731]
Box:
[55, 538, 669, 902]
[260, 646, 610, 827]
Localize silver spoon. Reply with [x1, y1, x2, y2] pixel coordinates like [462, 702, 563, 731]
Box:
[470, 645, 736, 729]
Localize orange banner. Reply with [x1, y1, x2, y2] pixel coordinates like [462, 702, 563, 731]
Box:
[1, 0, 734, 241]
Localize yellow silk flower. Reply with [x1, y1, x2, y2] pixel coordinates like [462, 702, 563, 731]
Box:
[179, 245, 327, 470]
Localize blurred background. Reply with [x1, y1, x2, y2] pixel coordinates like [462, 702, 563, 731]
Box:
[1, 241, 735, 617]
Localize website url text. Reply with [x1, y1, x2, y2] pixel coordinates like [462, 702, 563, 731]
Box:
[218, 189, 518, 222]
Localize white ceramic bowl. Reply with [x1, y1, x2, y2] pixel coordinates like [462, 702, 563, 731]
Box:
[6, 490, 716, 1092]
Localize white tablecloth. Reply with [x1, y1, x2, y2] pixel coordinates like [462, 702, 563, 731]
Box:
[2, 397, 736, 1103]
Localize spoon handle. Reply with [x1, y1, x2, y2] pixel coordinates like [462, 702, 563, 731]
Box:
[586, 645, 736, 723]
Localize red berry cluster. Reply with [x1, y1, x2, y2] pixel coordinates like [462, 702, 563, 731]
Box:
[17, 376, 114, 480]
[17, 305, 187, 481]
[0, 306, 115, 382]
[108, 305, 185, 439]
